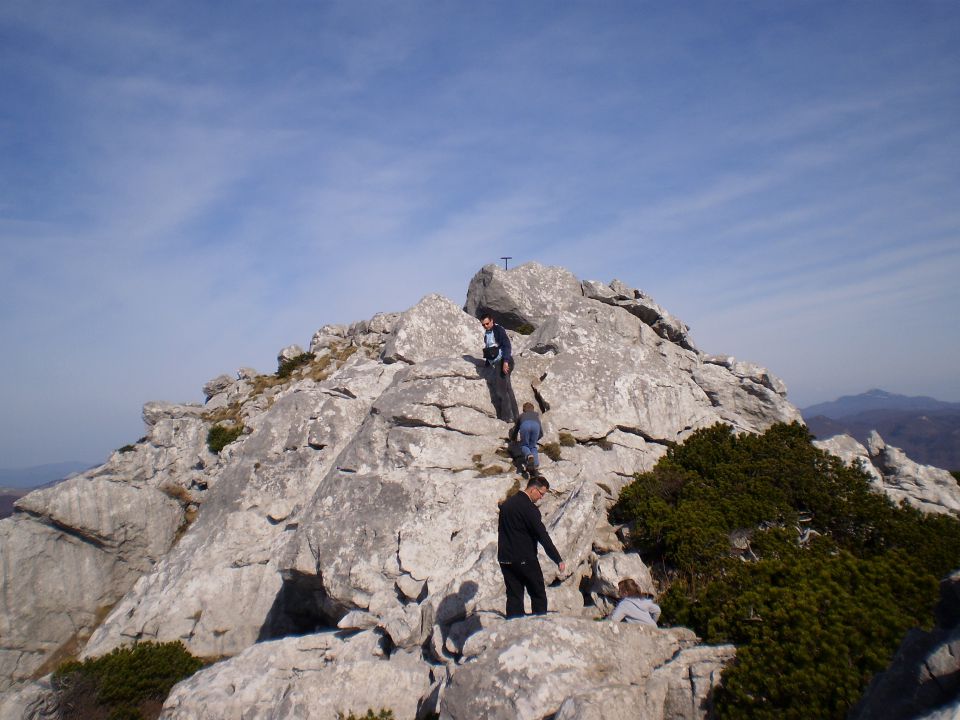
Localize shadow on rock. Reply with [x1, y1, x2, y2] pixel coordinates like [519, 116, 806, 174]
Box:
[257, 572, 341, 641]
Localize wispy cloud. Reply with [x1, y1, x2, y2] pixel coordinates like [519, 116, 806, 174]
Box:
[1, 1, 958, 466]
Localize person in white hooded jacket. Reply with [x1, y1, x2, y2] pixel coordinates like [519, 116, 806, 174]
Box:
[609, 578, 661, 627]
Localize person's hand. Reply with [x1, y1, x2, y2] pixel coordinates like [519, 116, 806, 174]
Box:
[558, 561, 566, 574]
[502, 360, 511, 374]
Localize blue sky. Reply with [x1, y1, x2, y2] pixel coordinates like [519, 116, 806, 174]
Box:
[1, 1, 958, 470]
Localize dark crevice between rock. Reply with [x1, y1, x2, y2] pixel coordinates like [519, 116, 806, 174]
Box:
[391, 416, 477, 437]
[614, 425, 673, 448]
[15, 509, 110, 550]
[257, 571, 343, 642]
[532, 384, 550, 414]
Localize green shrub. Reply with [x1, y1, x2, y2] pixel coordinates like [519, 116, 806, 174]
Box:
[53, 641, 203, 720]
[206, 424, 244, 453]
[611, 422, 960, 719]
[515, 323, 536, 335]
[277, 352, 316, 378]
[952, 470, 960, 482]
[118, 444, 137, 454]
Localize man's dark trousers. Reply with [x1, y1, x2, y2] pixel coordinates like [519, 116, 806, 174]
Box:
[500, 559, 547, 618]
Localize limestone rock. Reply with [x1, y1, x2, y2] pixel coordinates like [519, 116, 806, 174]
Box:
[381, 294, 479, 365]
[589, 552, 656, 613]
[464, 262, 583, 330]
[277, 344, 306, 365]
[867, 431, 960, 515]
[160, 630, 432, 720]
[0, 474, 183, 690]
[440, 616, 730, 720]
[583, 277, 695, 350]
[82, 359, 404, 661]
[816, 432, 960, 515]
[813, 434, 884, 486]
[0, 677, 57, 720]
[203, 374, 235, 401]
[554, 645, 736, 720]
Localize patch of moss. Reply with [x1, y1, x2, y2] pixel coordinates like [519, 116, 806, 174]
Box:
[558, 432, 576, 447]
[478, 465, 505, 477]
[515, 323, 535, 335]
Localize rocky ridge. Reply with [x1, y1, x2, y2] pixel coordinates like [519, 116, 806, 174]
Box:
[1, 262, 957, 720]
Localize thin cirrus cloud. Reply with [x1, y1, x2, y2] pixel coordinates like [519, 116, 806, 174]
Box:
[0, 1, 958, 469]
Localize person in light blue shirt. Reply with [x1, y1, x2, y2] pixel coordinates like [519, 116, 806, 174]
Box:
[609, 578, 661, 627]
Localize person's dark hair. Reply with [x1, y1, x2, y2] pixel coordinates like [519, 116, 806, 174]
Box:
[617, 578, 644, 599]
[526, 475, 550, 491]
[480, 312, 494, 322]
[522, 402, 535, 412]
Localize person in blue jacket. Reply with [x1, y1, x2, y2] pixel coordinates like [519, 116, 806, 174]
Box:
[480, 313, 519, 423]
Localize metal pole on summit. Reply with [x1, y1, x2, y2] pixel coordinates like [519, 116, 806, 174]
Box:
[501, 256, 512, 269]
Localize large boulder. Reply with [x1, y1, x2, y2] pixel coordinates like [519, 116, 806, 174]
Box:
[0, 474, 183, 691]
[440, 616, 734, 720]
[381, 294, 479, 364]
[160, 630, 434, 719]
[464, 262, 583, 330]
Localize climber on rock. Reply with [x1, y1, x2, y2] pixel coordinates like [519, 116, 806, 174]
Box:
[608, 578, 661, 627]
[509, 402, 543, 473]
[480, 312, 519, 423]
[497, 475, 565, 618]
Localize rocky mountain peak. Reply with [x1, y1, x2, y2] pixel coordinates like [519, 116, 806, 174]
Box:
[1, 262, 956, 719]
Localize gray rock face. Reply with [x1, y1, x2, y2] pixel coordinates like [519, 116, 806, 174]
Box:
[83, 355, 404, 661]
[440, 616, 734, 720]
[583, 278, 695, 350]
[815, 432, 960, 515]
[0, 462, 186, 690]
[381, 293, 479, 364]
[464, 262, 583, 329]
[160, 630, 433, 720]
[851, 571, 960, 720]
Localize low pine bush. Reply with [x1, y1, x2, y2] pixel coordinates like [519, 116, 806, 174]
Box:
[53, 641, 203, 720]
[611, 422, 960, 720]
[206, 424, 244, 453]
[277, 352, 316, 378]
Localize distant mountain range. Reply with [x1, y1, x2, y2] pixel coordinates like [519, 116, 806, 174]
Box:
[802, 390, 960, 470]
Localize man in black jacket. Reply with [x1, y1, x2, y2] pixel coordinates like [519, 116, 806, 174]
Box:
[497, 475, 566, 618]
[480, 313, 519, 423]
